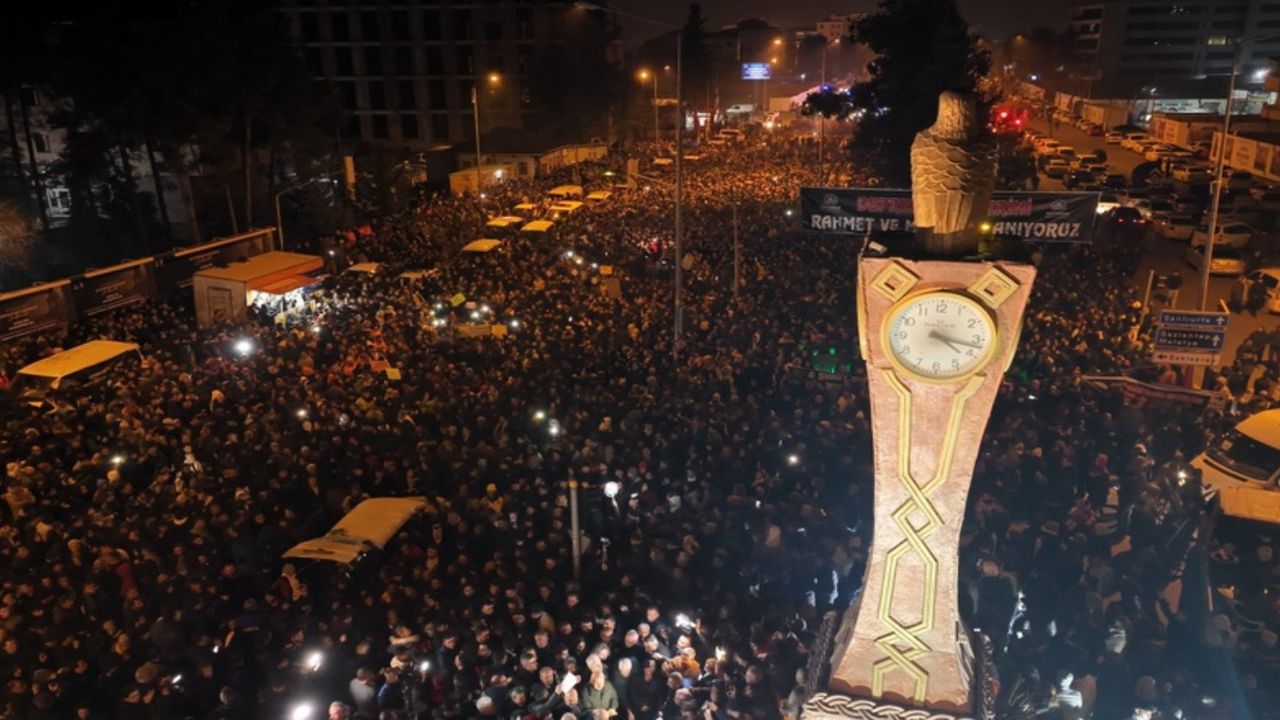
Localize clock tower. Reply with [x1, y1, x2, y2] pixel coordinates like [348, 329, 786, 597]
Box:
[804, 92, 1036, 720]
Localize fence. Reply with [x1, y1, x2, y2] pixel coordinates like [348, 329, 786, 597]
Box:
[0, 228, 275, 342]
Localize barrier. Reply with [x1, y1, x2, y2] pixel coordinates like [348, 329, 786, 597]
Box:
[0, 228, 275, 343]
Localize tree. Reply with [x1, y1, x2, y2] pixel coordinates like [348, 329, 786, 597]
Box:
[0, 201, 37, 287]
[802, 0, 991, 186]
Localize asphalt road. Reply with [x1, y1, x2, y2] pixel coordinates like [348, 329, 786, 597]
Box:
[1029, 118, 1279, 367]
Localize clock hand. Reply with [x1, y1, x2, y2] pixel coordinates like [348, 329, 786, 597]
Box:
[929, 329, 983, 350]
[927, 329, 964, 353]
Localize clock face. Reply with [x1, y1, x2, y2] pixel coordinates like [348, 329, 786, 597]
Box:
[884, 292, 998, 381]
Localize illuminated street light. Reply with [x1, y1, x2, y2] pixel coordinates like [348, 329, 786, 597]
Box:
[773, 38, 783, 46]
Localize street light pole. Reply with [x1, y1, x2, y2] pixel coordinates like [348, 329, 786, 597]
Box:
[471, 85, 484, 197]
[1203, 34, 1280, 310]
[653, 72, 660, 143]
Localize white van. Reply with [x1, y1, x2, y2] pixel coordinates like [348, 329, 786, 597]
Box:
[1192, 409, 1280, 492]
[11, 340, 143, 409]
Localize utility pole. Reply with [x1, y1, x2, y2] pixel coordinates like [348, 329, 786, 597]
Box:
[472, 85, 483, 197]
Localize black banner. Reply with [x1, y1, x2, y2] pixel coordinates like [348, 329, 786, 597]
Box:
[162, 229, 275, 290]
[70, 261, 156, 317]
[800, 188, 1099, 243]
[0, 283, 74, 342]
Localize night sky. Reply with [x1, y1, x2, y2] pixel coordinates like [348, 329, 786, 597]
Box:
[613, 0, 1074, 45]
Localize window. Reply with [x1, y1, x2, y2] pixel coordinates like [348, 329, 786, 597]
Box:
[423, 11, 442, 40]
[395, 47, 414, 75]
[486, 22, 503, 40]
[332, 12, 350, 41]
[1123, 36, 1197, 45]
[340, 114, 360, 139]
[372, 114, 390, 139]
[400, 80, 417, 109]
[426, 47, 445, 74]
[369, 81, 387, 109]
[391, 11, 410, 40]
[1123, 20, 1199, 29]
[401, 114, 420, 139]
[339, 81, 358, 110]
[365, 47, 383, 75]
[306, 48, 325, 75]
[32, 133, 48, 154]
[301, 13, 321, 42]
[428, 80, 446, 109]
[431, 114, 451, 139]
[47, 188, 70, 211]
[457, 46, 474, 74]
[1126, 4, 1202, 13]
[336, 47, 355, 75]
[1208, 35, 1232, 44]
[361, 11, 380, 40]
[454, 10, 472, 40]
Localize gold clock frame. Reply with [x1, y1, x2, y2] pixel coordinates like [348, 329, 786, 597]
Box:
[879, 289, 999, 384]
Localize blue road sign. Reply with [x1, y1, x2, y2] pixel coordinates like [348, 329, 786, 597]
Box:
[1158, 310, 1229, 330]
[1153, 327, 1226, 351]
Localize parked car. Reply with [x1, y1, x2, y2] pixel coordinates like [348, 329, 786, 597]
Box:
[1172, 164, 1212, 183]
[1190, 221, 1254, 248]
[1105, 130, 1124, 144]
[1172, 195, 1203, 214]
[1145, 144, 1179, 162]
[1121, 133, 1149, 151]
[1044, 160, 1070, 178]
[1154, 214, 1196, 241]
[1185, 244, 1246, 276]
[1064, 170, 1094, 189]
[1108, 206, 1147, 227]
[1096, 193, 1121, 215]
[1087, 124, 1105, 136]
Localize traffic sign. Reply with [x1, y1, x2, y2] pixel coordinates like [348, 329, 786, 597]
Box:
[1152, 350, 1221, 367]
[1158, 310, 1229, 330]
[1153, 327, 1225, 351]
[1157, 325, 1223, 351]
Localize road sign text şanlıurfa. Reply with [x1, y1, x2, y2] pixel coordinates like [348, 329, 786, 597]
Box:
[1158, 310, 1229, 329]
[1153, 327, 1225, 351]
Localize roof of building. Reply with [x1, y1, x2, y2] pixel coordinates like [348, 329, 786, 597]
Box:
[193, 251, 323, 285]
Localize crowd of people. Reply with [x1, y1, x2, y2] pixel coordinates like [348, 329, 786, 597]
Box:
[0, 126, 1276, 720]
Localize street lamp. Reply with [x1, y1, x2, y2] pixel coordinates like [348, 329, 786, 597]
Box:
[818, 37, 840, 185]
[1203, 33, 1280, 310]
[638, 68, 660, 142]
[472, 72, 501, 198]
[576, 1, 685, 350]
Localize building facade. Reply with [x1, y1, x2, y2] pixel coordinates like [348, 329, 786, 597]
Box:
[279, 0, 591, 149]
[1073, 0, 1280, 91]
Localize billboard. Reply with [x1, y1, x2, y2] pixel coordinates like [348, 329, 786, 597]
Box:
[70, 259, 156, 317]
[0, 282, 74, 342]
[742, 63, 772, 80]
[799, 188, 1099, 242]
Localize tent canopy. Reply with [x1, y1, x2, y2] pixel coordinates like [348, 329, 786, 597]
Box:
[462, 239, 503, 253]
[283, 497, 427, 564]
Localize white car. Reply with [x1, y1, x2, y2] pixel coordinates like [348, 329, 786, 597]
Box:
[1105, 131, 1124, 144]
[1172, 164, 1212, 182]
[1121, 134, 1149, 151]
[1096, 193, 1121, 215]
[1184, 244, 1246, 276]
[1240, 268, 1280, 313]
[1145, 144, 1177, 161]
[1190, 222, 1254, 248]
[1154, 214, 1196, 241]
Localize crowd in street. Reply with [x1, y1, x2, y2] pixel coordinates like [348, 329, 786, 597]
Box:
[0, 126, 1276, 720]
